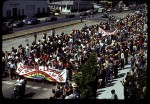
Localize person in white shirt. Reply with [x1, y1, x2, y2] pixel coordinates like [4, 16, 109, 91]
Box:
[14, 75, 26, 98]
[9, 60, 17, 80]
[121, 51, 125, 69]
[15, 76, 25, 87]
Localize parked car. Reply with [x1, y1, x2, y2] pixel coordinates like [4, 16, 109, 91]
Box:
[86, 9, 92, 14]
[2, 23, 13, 35]
[101, 13, 109, 18]
[23, 18, 40, 25]
[66, 14, 75, 18]
[123, 7, 129, 11]
[54, 12, 60, 16]
[6, 19, 15, 24]
[3, 21, 12, 27]
[12, 21, 25, 28]
[98, 8, 106, 13]
[89, 9, 98, 14]
[45, 16, 57, 22]
[107, 8, 112, 12]
[80, 12, 88, 16]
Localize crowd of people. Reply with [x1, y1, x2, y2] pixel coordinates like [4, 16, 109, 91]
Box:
[2, 9, 147, 99]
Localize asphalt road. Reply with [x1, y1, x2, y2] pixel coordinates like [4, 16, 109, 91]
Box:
[2, 78, 55, 99]
[2, 10, 136, 99]
[13, 16, 80, 32]
[13, 11, 133, 32]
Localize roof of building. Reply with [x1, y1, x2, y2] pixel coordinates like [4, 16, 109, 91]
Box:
[49, 1, 74, 5]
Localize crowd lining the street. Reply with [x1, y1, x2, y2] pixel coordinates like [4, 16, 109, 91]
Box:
[2, 9, 147, 99]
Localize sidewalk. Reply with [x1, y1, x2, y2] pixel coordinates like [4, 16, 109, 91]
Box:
[97, 64, 131, 99]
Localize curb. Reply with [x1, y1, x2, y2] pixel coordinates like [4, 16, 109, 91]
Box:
[3, 20, 85, 41]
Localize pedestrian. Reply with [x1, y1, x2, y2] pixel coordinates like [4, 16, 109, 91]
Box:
[120, 79, 129, 100]
[2, 57, 5, 75]
[80, 16, 83, 22]
[114, 58, 118, 78]
[101, 64, 106, 88]
[21, 75, 27, 99]
[121, 50, 125, 69]
[34, 33, 37, 43]
[111, 89, 118, 100]
[124, 48, 129, 65]
[14, 75, 26, 99]
[9, 60, 17, 80]
[50, 89, 56, 99]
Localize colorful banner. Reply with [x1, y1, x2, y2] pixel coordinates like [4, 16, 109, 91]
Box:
[16, 63, 67, 83]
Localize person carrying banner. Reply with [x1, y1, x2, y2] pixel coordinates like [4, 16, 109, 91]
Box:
[9, 60, 17, 80]
[13, 75, 26, 99]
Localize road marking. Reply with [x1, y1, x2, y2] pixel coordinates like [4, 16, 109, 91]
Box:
[32, 86, 41, 90]
[41, 88, 49, 91]
[26, 85, 32, 88]
[41, 88, 51, 91]
[2, 81, 13, 85]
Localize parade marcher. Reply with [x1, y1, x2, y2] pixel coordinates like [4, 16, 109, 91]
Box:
[114, 57, 119, 78]
[14, 75, 26, 98]
[111, 89, 118, 100]
[9, 60, 17, 80]
[121, 50, 125, 69]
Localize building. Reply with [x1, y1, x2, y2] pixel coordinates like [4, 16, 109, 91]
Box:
[3, 0, 48, 18]
[47, 0, 94, 13]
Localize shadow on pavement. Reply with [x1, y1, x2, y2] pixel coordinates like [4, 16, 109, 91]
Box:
[106, 82, 116, 87]
[117, 73, 126, 78]
[96, 90, 106, 96]
[124, 66, 131, 69]
[106, 79, 117, 84]
[111, 79, 118, 82]
[25, 92, 36, 99]
[97, 90, 105, 93]
[96, 92, 102, 96]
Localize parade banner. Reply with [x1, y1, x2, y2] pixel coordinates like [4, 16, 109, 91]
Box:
[98, 27, 117, 36]
[16, 63, 67, 83]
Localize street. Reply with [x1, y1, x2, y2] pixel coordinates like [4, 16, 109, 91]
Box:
[13, 11, 133, 32]
[2, 10, 136, 99]
[2, 78, 55, 99]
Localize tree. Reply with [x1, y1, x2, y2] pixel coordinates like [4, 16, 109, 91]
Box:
[74, 52, 99, 99]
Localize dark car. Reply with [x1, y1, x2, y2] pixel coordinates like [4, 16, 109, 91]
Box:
[23, 18, 40, 25]
[66, 14, 75, 18]
[101, 13, 109, 18]
[2, 23, 13, 35]
[12, 21, 25, 28]
[90, 9, 98, 14]
[80, 12, 88, 16]
[45, 16, 57, 22]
